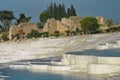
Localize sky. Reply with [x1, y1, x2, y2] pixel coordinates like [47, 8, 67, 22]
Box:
[0, 0, 120, 23]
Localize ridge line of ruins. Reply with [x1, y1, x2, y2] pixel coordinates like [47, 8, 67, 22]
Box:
[8, 16, 120, 40]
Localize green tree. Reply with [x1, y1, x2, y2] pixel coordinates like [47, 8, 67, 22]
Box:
[39, 11, 52, 25]
[16, 13, 31, 24]
[48, 2, 54, 17]
[53, 3, 57, 19]
[44, 3, 76, 20]
[0, 10, 15, 30]
[80, 16, 99, 34]
[67, 5, 77, 18]
[37, 22, 43, 29]
[105, 18, 113, 27]
[1, 32, 9, 41]
[67, 8, 70, 18]
[61, 4, 66, 18]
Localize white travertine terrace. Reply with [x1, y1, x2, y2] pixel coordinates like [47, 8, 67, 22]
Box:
[2, 33, 120, 75]
[10, 49, 120, 75]
[97, 40, 120, 50]
[62, 49, 120, 74]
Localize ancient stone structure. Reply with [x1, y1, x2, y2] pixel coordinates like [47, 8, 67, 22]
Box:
[96, 16, 109, 30]
[43, 18, 66, 34]
[96, 16, 120, 30]
[43, 16, 82, 35]
[69, 16, 82, 30]
[96, 16, 104, 25]
[99, 25, 108, 30]
[9, 22, 38, 40]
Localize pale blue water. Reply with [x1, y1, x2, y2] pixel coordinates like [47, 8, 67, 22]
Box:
[67, 49, 120, 57]
[0, 49, 119, 80]
[0, 68, 106, 80]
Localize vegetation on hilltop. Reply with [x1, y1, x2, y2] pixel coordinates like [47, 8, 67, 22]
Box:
[39, 3, 77, 27]
[16, 13, 31, 25]
[39, 11, 52, 26]
[0, 2, 120, 42]
[0, 10, 15, 31]
[45, 3, 77, 20]
[105, 18, 113, 27]
[0, 11, 32, 32]
[80, 16, 99, 34]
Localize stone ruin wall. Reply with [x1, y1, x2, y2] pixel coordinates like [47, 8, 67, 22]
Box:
[96, 16, 104, 25]
[9, 22, 38, 40]
[43, 16, 82, 35]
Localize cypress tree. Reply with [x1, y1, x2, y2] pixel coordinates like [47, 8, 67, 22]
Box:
[61, 4, 66, 18]
[58, 4, 62, 20]
[67, 8, 70, 18]
[66, 5, 77, 18]
[70, 5, 77, 16]
[53, 3, 57, 19]
[41, 3, 77, 20]
[49, 3, 54, 17]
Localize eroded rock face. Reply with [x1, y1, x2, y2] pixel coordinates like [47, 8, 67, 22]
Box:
[43, 16, 82, 35]
[9, 22, 38, 40]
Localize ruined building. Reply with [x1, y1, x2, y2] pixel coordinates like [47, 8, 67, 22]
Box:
[96, 16, 109, 30]
[9, 22, 38, 40]
[43, 16, 82, 35]
[96, 16, 104, 25]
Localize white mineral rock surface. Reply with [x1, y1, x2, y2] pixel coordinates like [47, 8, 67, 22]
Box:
[0, 33, 120, 63]
[61, 47, 120, 75]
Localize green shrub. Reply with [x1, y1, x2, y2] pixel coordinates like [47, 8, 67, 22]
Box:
[80, 16, 99, 34]
[14, 33, 20, 40]
[18, 30, 25, 35]
[41, 32, 49, 37]
[71, 31, 77, 36]
[54, 31, 60, 37]
[66, 30, 71, 36]
[1, 33, 9, 41]
[105, 27, 120, 32]
[27, 30, 41, 38]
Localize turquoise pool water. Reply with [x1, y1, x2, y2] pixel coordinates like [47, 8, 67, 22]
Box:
[0, 68, 106, 80]
[67, 49, 120, 57]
